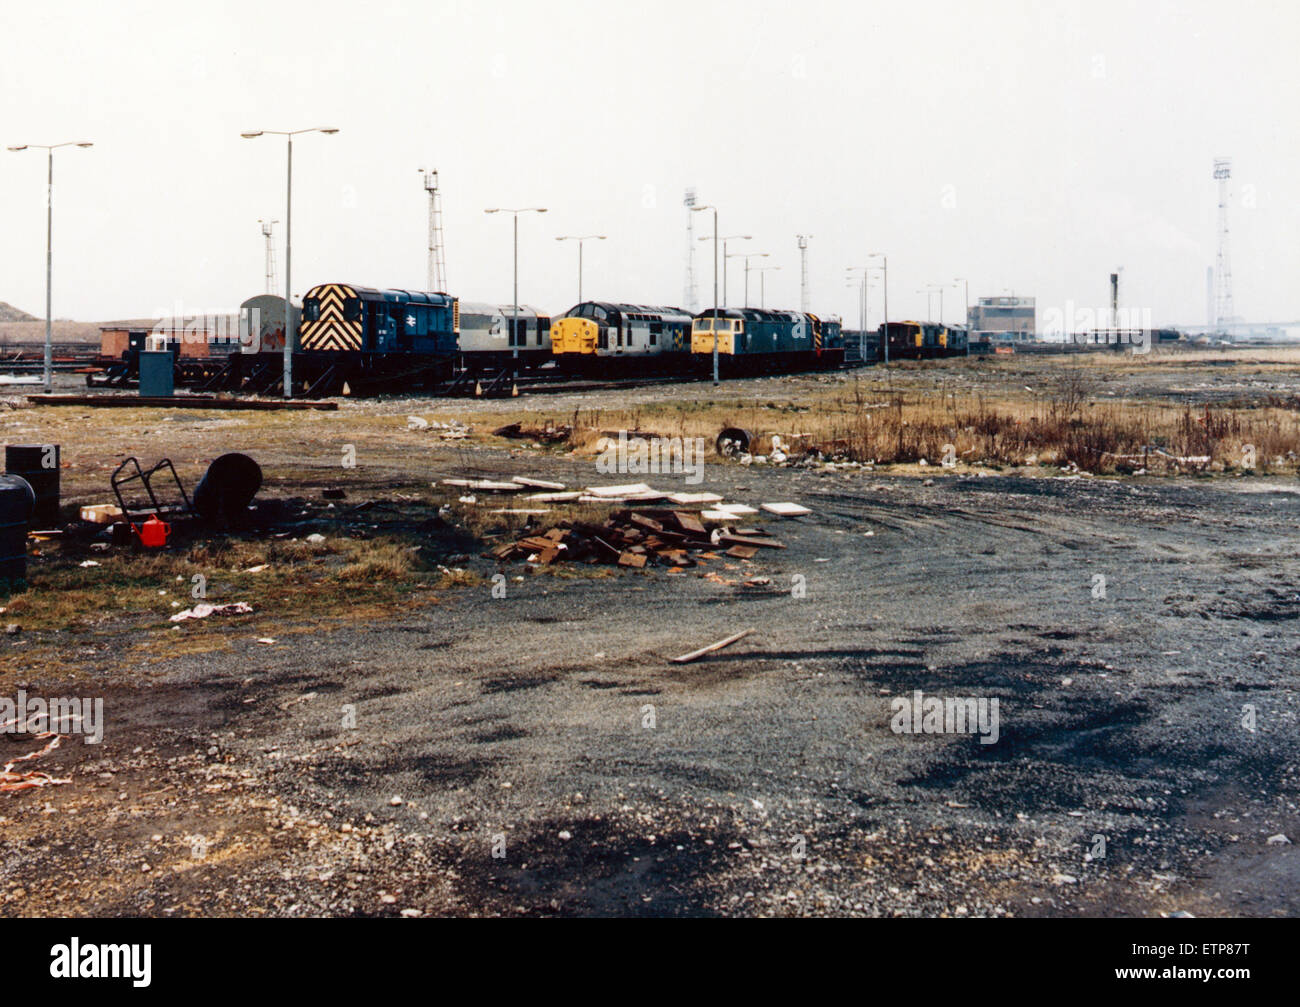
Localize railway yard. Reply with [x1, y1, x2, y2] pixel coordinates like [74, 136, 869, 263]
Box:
[1, 349, 1299, 917]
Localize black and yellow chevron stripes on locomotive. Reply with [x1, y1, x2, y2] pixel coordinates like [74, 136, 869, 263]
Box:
[301, 283, 363, 351]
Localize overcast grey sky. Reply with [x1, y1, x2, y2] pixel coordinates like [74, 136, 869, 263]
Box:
[2, 0, 1296, 327]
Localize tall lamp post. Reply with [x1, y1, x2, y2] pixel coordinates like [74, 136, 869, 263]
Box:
[922, 284, 945, 324]
[732, 252, 769, 308]
[241, 127, 339, 398]
[869, 253, 889, 363]
[847, 270, 881, 362]
[846, 267, 867, 337]
[953, 277, 969, 330]
[555, 235, 605, 303]
[754, 265, 781, 309]
[485, 207, 547, 379]
[7, 140, 94, 393]
[690, 204, 719, 386]
[699, 234, 750, 307]
[844, 280, 863, 352]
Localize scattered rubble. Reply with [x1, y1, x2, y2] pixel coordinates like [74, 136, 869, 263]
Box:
[492, 421, 570, 443]
[406, 416, 470, 438]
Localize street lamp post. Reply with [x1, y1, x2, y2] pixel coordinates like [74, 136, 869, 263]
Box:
[754, 266, 781, 309]
[555, 235, 605, 303]
[700, 234, 749, 307]
[846, 266, 868, 343]
[733, 252, 770, 308]
[7, 140, 94, 393]
[691, 205, 719, 386]
[241, 127, 339, 398]
[844, 280, 864, 344]
[954, 277, 969, 330]
[922, 284, 945, 324]
[869, 253, 889, 363]
[486, 207, 547, 379]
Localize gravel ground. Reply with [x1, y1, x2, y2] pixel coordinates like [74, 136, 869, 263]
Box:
[3, 430, 1297, 916]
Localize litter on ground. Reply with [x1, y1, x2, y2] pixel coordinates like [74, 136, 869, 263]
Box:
[169, 602, 255, 623]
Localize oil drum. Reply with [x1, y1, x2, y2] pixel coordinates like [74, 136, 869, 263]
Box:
[0, 474, 35, 584]
[4, 444, 59, 527]
[193, 453, 263, 522]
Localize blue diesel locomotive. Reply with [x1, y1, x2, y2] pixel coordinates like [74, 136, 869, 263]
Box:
[690, 308, 844, 372]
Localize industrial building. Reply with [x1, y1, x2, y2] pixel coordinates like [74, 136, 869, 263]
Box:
[968, 296, 1036, 340]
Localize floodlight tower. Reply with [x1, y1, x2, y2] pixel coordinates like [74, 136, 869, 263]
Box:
[1110, 267, 1123, 338]
[1213, 158, 1233, 336]
[420, 167, 447, 292]
[259, 218, 279, 294]
[796, 234, 812, 312]
[684, 188, 699, 311]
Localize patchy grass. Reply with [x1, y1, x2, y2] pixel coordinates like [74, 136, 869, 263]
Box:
[398, 349, 1300, 477]
[2, 532, 434, 637]
[422, 353, 1300, 477]
[815, 391, 1300, 474]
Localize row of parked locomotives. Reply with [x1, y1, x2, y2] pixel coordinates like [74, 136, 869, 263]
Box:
[879, 320, 970, 359]
[550, 303, 844, 375]
[213, 285, 846, 395]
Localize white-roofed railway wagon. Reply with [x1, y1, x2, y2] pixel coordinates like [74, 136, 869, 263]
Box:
[455, 302, 550, 370]
[240, 294, 302, 355]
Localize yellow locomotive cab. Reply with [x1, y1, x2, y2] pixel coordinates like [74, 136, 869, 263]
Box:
[691, 316, 736, 355]
[939, 330, 947, 348]
[551, 316, 599, 355]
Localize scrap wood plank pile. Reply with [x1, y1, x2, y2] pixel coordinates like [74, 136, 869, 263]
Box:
[434, 476, 811, 569]
[490, 507, 790, 568]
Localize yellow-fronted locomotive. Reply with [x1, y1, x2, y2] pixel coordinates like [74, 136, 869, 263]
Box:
[551, 302, 693, 373]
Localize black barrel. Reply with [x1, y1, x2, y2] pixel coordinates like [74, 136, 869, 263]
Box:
[193, 453, 263, 522]
[0, 474, 35, 585]
[4, 444, 59, 527]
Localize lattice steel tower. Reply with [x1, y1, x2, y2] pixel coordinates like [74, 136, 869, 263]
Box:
[420, 168, 447, 292]
[796, 234, 812, 312]
[1213, 158, 1233, 334]
[684, 188, 699, 311]
[259, 218, 278, 295]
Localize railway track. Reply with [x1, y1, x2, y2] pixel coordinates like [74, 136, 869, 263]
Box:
[0, 346, 103, 372]
[479, 359, 870, 398]
[71, 354, 868, 401]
